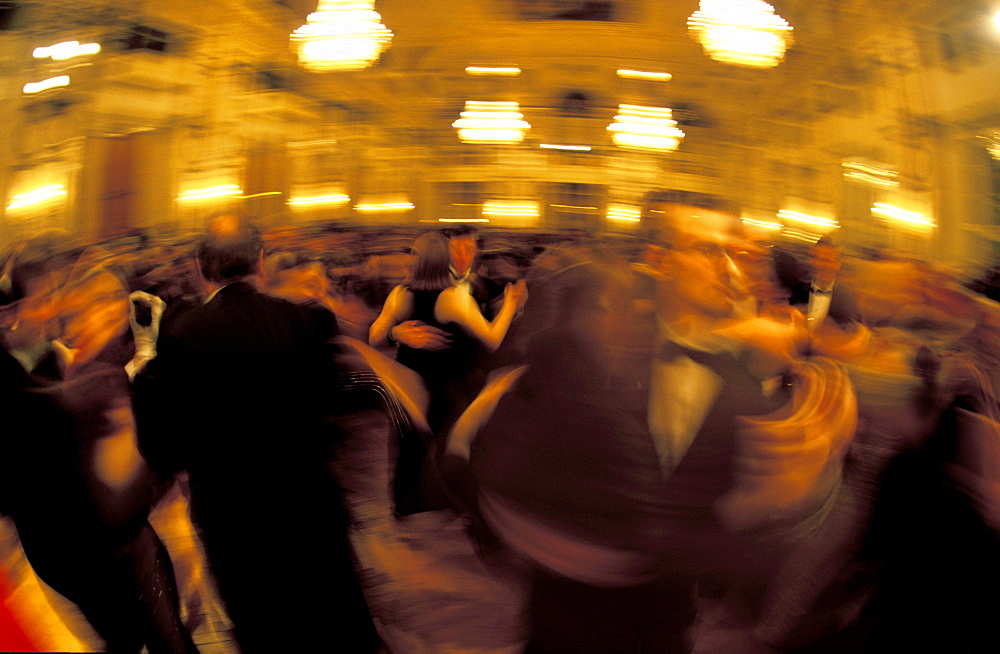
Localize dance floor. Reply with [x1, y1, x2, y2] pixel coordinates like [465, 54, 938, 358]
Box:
[0, 394, 765, 653]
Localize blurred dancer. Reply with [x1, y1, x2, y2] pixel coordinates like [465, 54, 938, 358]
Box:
[134, 214, 378, 653]
[473, 202, 844, 653]
[0, 238, 196, 653]
[384, 225, 500, 354]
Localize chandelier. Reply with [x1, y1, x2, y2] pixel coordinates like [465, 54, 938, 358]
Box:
[453, 101, 531, 144]
[688, 0, 793, 69]
[291, 1, 393, 72]
[607, 105, 685, 153]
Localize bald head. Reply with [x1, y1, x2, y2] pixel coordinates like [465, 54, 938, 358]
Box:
[195, 214, 263, 283]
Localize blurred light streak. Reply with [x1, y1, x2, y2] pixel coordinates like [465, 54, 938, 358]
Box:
[288, 193, 350, 206]
[465, 66, 521, 76]
[742, 216, 782, 230]
[777, 209, 838, 231]
[540, 143, 592, 151]
[355, 201, 414, 213]
[6, 184, 66, 210]
[606, 203, 641, 222]
[843, 159, 899, 188]
[616, 69, 671, 81]
[482, 201, 539, 218]
[687, 0, 793, 68]
[453, 101, 530, 144]
[607, 104, 684, 152]
[178, 185, 242, 201]
[872, 202, 935, 230]
[242, 191, 282, 199]
[291, 1, 393, 72]
[33, 41, 100, 60]
[23, 76, 69, 94]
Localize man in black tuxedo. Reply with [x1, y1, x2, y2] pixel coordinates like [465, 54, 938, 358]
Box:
[135, 214, 377, 653]
[773, 235, 860, 330]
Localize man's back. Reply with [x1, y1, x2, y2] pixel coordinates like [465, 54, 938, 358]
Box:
[135, 215, 377, 652]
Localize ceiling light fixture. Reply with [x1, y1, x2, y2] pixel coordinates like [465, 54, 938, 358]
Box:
[453, 101, 531, 144]
[291, 1, 393, 72]
[607, 104, 684, 152]
[687, 0, 793, 69]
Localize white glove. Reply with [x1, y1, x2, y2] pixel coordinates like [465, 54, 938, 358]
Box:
[126, 291, 166, 380]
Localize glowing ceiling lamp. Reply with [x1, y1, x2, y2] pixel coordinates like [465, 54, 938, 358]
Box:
[453, 101, 531, 144]
[291, 1, 393, 72]
[607, 104, 684, 153]
[688, 0, 793, 69]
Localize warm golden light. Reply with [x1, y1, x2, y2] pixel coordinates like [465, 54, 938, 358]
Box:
[355, 201, 414, 213]
[606, 204, 641, 222]
[843, 159, 900, 188]
[778, 209, 838, 231]
[983, 132, 1000, 161]
[539, 143, 592, 152]
[288, 193, 351, 206]
[453, 101, 531, 144]
[482, 201, 539, 218]
[178, 185, 242, 201]
[23, 76, 70, 94]
[872, 202, 935, 231]
[465, 66, 521, 76]
[33, 41, 100, 60]
[688, 0, 793, 69]
[607, 104, 684, 152]
[616, 69, 672, 81]
[291, 1, 393, 72]
[6, 184, 67, 211]
[742, 216, 782, 230]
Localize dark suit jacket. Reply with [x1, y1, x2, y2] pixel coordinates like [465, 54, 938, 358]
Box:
[135, 280, 339, 501]
[133, 280, 376, 651]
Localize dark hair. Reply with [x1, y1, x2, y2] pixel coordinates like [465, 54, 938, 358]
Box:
[407, 232, 452, 292]
[814, 235, 838, 249]
[195, 214, 263, 283]
[441, 224, 479, 239]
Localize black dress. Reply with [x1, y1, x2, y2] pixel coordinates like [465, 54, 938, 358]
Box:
[395, 287, 484, 435]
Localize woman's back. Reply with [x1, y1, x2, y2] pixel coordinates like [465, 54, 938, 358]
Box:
[397, 287, 482, 433]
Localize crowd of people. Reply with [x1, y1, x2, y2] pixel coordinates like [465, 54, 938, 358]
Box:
[0, 204, 998, 653]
